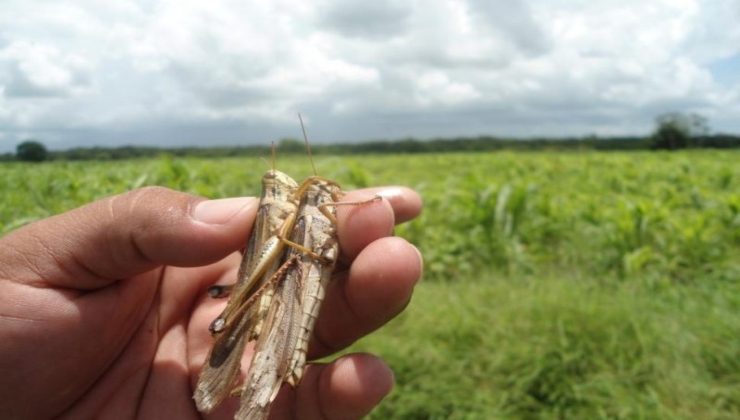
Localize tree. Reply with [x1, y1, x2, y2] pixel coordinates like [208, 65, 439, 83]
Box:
[649, 112, 709, 150]
[16, 140, 48, 162]
[277, 138, 305, 154]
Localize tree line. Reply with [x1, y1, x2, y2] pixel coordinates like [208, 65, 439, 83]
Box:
[6, 113, 740, 162]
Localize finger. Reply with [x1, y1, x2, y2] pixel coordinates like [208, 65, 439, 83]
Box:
[349, 186, 422, 224]
[272, 353, 393, 420]
[0, 186, 258, 289]
[308, 187, 421, 355]
[310, 237, 422, 358]
[336, 190, 396, 262]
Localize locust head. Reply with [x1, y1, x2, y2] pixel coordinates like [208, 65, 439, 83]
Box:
[263, 169, 298, 201]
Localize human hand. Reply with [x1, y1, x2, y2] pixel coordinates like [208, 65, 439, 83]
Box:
[0, 185, 422, 419]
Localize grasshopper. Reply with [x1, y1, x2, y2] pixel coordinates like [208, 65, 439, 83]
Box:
[236, 177, 344, 419]
[194, 168, 299, 412]
[194, 118, 380, 419]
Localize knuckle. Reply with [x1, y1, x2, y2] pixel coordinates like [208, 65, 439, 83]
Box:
[108, 186, 189, 229]
[123, 186, 182, 216]
[128, 185, 176, 200]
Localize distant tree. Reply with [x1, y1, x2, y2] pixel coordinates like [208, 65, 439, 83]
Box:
[16, 140, 48, 162]
[649, 112, 709, 150]
[278, 138, 305, 153]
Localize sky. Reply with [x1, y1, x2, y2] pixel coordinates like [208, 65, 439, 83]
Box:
[1, 0, 739, 152]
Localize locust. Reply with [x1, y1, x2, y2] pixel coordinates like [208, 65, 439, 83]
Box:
[235, 176, 344, 419]
[194, 167, 300, 412]
[194, 118, 380, 419]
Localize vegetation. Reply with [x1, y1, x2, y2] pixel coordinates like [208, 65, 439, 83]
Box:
[649, 112, 710, 150]
[5, 131, 740, 163]
[1, 150, 738, 418]
[15, 140, 48, 162]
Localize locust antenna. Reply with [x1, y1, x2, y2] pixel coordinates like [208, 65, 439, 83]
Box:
[298, 113, 317, 176]
[258, 141, 277, 170]
[270, 141, 276, 171]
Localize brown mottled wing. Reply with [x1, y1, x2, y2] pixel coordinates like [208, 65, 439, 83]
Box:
[236, 179, 341, 419]
[194, 170, 298, 413]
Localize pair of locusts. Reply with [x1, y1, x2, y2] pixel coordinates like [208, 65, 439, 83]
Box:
[194, 119, 379, 419]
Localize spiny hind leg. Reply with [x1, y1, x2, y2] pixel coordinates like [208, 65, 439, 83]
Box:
[208, 256, 300, 334]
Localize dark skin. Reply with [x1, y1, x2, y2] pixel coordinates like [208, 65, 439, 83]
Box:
[0, 185, 423, 419]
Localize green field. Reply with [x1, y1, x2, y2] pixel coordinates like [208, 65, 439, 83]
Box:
[2, 150, 738, 418]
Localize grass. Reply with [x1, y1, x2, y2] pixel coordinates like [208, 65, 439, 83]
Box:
[356, 273, 739, 419]
[1, 150, 738, 418]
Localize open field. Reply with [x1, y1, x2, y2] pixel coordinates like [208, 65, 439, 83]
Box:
[1, 150, 738, 418]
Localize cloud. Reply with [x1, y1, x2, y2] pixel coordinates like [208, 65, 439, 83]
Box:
[0, 41, 93, 98]
[0, 0, 739, 152]
[467, 0, 549, 55]
[318, 0, 411, 39]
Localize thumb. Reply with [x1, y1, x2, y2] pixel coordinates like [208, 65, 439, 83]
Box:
[0, 186, 257, 290]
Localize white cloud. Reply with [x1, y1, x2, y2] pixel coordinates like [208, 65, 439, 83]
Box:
[0, 0, 738, 152]
[0, 41, 94, 98]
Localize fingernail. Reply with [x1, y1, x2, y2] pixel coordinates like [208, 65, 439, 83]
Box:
[412, 244, 424, 281]
[192, 197, 255, 225]
[376, 187, 404, 200]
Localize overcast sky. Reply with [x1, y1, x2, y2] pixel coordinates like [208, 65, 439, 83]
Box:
[1, 0, 739, 152]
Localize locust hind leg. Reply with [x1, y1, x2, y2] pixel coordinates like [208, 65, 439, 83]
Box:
[209, 256, 300, 335]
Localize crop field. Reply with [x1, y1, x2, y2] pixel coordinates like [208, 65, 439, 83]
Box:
[1, 150, 738, 418]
